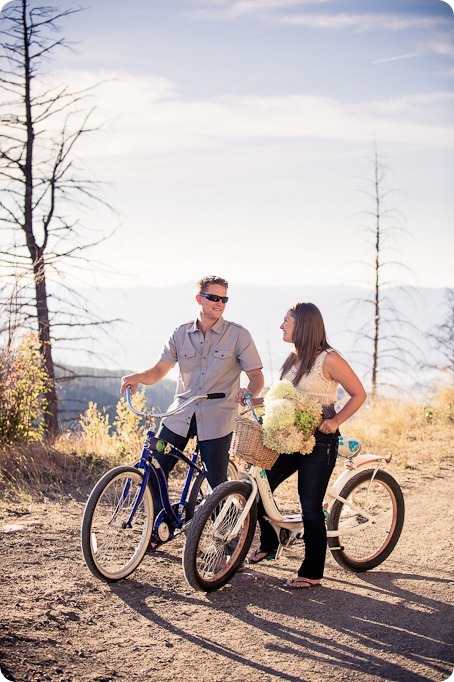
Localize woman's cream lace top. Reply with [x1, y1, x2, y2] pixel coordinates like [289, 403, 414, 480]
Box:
[283, 349, 338, 406]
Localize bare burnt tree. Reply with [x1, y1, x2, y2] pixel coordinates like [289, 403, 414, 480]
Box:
[348, 141, 422, 399]
[426, 288, 454, 382]
[0, 274, 29, 350]
[0, 1, 117, 437]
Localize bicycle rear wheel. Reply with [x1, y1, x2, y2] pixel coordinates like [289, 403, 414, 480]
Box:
[327, 469, 404, 571]
[183, 480, 257, 592]
[184, 471, 206, 522]
[81, 466, 154, 582]
[227, 458, 239, 481]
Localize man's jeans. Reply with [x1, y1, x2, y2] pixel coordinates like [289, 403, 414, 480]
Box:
[149, 414, 232, 515]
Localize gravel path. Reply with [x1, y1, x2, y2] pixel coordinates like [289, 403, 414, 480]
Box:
[1, 461, 453, 682]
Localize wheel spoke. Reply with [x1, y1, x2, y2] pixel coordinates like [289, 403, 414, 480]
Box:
[82, 468, 154, 581]
[328, 469, 404, 571]
[183, 480, 257, 591]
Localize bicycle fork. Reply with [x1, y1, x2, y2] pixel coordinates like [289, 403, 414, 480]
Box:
[211, 477, 259, 544]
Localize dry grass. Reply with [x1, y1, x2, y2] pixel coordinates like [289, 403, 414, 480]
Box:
[0, 442, 111, 505]
[346, 384, 453, 474]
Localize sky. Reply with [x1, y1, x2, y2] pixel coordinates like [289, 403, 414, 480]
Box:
[1, 0, 454, 292]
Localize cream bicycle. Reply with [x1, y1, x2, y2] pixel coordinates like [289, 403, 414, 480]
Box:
[183, 397, 405, 592]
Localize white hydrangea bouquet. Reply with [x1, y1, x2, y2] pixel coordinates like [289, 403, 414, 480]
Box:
[262, 380, 323, 455]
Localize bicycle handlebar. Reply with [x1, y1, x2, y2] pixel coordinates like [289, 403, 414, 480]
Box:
[244, 393, 262, 425]
[125, 386, 225, 419]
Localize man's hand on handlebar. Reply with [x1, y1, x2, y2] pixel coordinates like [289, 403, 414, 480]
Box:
[235, 388, 264, 407]
[121, 374, 139, 395]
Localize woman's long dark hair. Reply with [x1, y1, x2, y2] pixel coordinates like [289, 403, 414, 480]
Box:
[280, 302, 332, 386]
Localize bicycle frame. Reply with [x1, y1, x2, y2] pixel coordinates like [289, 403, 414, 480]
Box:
[223, 397, 393, 545]
[122, 387, 223, 541]
[219, 449, 392, 558]
[130, 429, 205, 536]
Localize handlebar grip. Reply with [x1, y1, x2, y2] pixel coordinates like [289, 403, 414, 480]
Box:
[206, 392, 225, 399]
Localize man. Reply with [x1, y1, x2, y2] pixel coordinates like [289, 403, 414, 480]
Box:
[120, 275, 264, 495]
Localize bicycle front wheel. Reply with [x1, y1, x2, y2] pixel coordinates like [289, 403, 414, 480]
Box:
[327, 469, 404, 571]
[183, 481, 257, 592]
[81, 466, 154, 582]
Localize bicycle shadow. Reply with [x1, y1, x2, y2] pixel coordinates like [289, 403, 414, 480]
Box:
[110, 566, 453, 681]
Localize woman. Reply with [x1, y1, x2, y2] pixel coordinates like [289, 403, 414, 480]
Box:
[248, 302, 366, 589]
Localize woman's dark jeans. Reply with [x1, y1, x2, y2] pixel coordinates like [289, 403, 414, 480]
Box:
[257, 432, 338, 580]
[149, 414, 232, 515]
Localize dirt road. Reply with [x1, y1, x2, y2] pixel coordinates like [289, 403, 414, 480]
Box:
[1, 461, 453, 682]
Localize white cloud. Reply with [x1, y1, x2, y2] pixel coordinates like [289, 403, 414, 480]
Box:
[63, 72, 453, 158]
[40, 69, 452, 168]
[277, 13, 443, 32]
[227, 0, 329, 15]
[186, 1, 446, 32]
[371, 53, 421, 65]
[186, 0, 328, 20]
[432, 36, 454, 57]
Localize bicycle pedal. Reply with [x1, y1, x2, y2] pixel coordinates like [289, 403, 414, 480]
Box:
[157, 522, 170, 541]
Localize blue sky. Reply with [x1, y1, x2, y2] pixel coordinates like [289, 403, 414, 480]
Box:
[2, 0, 454, 290]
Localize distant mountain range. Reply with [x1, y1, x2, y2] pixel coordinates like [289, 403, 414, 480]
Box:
[53, 283, 449, 409]
[56, 367, 176, 427]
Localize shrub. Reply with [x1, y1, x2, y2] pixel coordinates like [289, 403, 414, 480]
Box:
[426, 384, 454, 424]
[0, 333, 49, 445]
[113, 389, 150, 461]
[78, 401, 112, 454]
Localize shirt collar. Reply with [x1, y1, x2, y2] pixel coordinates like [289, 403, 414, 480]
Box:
[211, 316, 224, 333]
[189, 316, 224, 334]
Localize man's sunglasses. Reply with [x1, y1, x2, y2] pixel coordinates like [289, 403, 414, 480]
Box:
[199, 292, 229, 304]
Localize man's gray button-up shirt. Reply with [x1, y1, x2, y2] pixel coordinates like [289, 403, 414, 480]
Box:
[159, 316, 262, 440]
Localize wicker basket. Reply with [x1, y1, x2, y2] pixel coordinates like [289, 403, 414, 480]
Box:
[230, 411, 279, 470]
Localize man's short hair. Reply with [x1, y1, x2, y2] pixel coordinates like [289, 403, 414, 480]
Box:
[196, 275, 229, 293]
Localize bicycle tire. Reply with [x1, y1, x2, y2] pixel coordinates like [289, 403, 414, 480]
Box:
[81, 466, 154, 582]
[184, 471, 206, 522]
[327, 468, 404, 571]
[183, 480, 257, 592]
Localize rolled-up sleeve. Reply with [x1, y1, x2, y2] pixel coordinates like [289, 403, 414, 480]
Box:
[236, 329, 262, 372]
[159, 331, 178, 367]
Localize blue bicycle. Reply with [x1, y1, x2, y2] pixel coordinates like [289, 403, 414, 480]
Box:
[81, 387, 226, 582]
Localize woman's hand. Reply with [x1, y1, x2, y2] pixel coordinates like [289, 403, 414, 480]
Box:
[318, 418, 339, 434]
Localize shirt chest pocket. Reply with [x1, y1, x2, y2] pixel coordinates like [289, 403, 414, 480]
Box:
[179, 348, 197, 372]
[213, 349, 234, 362]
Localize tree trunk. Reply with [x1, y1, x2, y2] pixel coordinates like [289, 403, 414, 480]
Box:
[34, 262, 59, 438]
[371, 145, 381, 401]
[21, 0, 58, 438]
